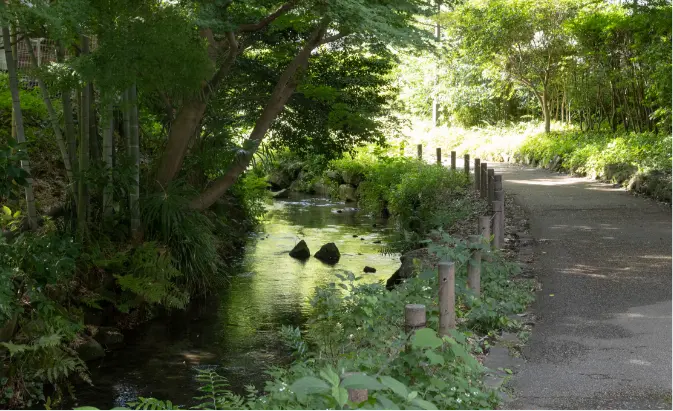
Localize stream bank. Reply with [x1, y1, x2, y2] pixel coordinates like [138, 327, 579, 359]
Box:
[72, 194, 399, 409]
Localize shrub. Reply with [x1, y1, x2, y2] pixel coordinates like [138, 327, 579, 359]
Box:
[0, 214, 88, 408]
[141, 181, 222, 294]
[327, 153, 475, 251]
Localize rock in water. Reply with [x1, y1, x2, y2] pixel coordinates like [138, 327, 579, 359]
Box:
[289, 240, 311, 260]
[315, 242, 340, 264]
[363, 266, 377, 273]
[95, 327, 124, 347]
[271, 188, 289, 199]
[76, 337, 105, 362]
[338, 184, 357, 202]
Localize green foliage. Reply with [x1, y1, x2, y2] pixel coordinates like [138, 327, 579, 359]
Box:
[110, 242, 189, 312]
[518, 131, 672, 177]
[0, 140, 30, 202]
[0, 224, 87, 408]
[141, 182, 222, 295]
[326, 153, 475, 250]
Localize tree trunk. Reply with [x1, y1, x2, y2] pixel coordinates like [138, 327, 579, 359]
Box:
[24, 36, 75, 191]
[57, 43, 77, 171]
[77, 36, 90, 235]
[103, 103, 114, 218]
[155, 99, 207, 188]
[128, 84, 140, 238]
[3, 25, 38, 229]
[542, 89, 551, 133]
[89, 83, 100, 161]
[189, 20, 330, 211]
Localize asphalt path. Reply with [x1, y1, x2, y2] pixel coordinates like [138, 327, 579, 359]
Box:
[492, 163, 672, 409]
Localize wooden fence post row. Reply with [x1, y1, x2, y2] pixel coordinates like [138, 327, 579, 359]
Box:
[464, 154, 470, 175]
[436, 147, 441, 165]
[417, 144, 422, 160]
[450, 151, 456, 170]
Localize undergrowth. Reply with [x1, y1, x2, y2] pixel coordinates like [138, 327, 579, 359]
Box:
[76, 231, 534, 410]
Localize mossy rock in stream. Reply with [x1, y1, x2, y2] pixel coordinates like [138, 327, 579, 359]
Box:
[289, 240, 311, 260]
[314, 242, 340, 264]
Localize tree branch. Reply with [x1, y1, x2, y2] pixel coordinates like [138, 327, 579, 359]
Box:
[237, 1, 298, 33]
[319, 31, 351, 46]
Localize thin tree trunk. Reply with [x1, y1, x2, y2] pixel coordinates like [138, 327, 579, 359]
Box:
[189, 20, 330, 210]
[57, 43, 77, 171]
[128, 84, 140, 238]
[542, 88, 551, 133]
[77, 36, 90, 235]
[89, 83, 100, 161]
[103, 103, 114, 218]
[24, 36, 75, 192]
[10, 25, 16, 141]
[3, 25, 37, 229]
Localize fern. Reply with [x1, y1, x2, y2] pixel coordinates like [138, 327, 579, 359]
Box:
[114, 242, 189, 310]
[192, 369, 257, 410]
[130, 397, 177, 410]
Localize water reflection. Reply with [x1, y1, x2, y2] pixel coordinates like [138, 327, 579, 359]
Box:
[72, 194, 399, 409]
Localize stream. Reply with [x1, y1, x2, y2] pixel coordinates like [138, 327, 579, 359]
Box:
[73, 194, 400, 409]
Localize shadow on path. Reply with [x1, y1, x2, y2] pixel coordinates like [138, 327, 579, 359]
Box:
[493, 163, 671, 410]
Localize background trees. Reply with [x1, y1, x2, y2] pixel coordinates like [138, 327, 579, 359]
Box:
[395, 0, 671, 133]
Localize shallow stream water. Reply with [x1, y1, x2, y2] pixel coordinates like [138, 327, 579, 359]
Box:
[73, 194, 399, 409]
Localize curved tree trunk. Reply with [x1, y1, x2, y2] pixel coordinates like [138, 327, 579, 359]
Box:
[189, 20, 330, 211]
[3, 25, 38, 229]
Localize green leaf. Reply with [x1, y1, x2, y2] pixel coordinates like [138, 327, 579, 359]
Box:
[411, 328, 443, 349]
[74, 408, 100, 410]
[380, 376, 408, 400]
[412, 398, 438, 410]
[425, 349, 445, 365]
[341, 374, 384, 390]
[289, 376, 330, 396]
[319, 366, 341, 388]
[332, 386, 349, 408]
[376, 394, 400, 410]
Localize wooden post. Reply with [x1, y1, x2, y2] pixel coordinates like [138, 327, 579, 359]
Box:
[492, 200, 503, 250]
[495, 190, 505, 246]
[474, 158, 481, 191]
[436, 147, 442, 165]
[405, 304, 426, 333]
[480, 163, 488, 198]
[493, 174, 503, 191]
[464, 154, 470, 175]
[487, 168, 495, 203]
[417, 144, 422, 160]
[450, 151, 456, 170]
[438, 262, 456, 335]
[467, 235, 481, 297]
[342, 372, 369, 404]
[478, 216, 492, 262]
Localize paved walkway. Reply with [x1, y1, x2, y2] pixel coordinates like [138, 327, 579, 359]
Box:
[493, 163, 672, 409]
